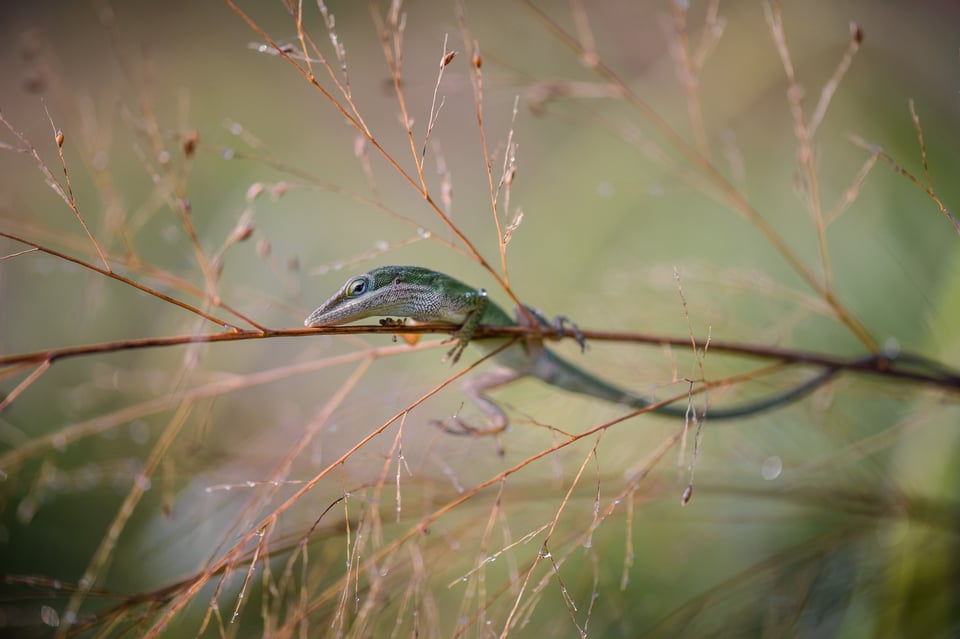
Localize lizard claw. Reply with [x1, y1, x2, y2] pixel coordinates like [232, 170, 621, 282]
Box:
[518, 306, 586, 352]
[443, 336, 469, 364]
[551, 314, 586, 352]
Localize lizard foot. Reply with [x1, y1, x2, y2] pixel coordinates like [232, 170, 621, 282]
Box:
[549, 314, 586, 352]
[520, 306, 586, 352]
[441, 337, 469, 364]
[432, 415, 507, 437]
[431, 415, 507, 457]
[432, 417, 507, 456]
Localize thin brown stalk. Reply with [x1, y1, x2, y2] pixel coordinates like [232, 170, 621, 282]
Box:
[0, 246, 39, 260]
[825, 149, 878, 225]
[0, 361, 50, 413]
[204, 356, 374, 577]
[668, 3, 711, 158]
[140, 341, 517, 639]
[694, 0, 725, 69]
[848, 134, 960, 236]
[909, 99, 932, 189]
[522, 0, 878, 352]
[1, 110, 111, 271]
[58, 398, 197, 634]
[763, 0, 832, 292]
[297, 387, 695, 635]
[0, 231, 243, 331]
[45, 104, 112, 271]
[2, 322, 957, 392]
[0, 342, 441, 472]
[4, 212, 268, 328]
[808, 22, 862, 138]
[225, 0, 515, 308]
[370, 0, 426, 190]
[421, 36, 455, 167]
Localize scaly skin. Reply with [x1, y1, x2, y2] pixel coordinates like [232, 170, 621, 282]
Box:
[305, 266, 837, 433]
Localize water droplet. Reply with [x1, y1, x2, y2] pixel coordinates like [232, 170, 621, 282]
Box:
[883, 337, 901, 358]
[761, 455, 783, 480]
[40, 606, 60, 628]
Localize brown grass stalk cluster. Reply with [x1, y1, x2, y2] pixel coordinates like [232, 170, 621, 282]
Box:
[1, 1, 958, 637]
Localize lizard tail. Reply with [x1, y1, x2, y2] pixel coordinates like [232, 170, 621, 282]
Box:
[535, 349, 838, 421]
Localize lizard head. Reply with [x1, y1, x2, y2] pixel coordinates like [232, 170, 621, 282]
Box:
[304, 266, 441, 327]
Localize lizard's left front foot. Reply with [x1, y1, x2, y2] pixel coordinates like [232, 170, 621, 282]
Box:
[443, 335, 470, 363]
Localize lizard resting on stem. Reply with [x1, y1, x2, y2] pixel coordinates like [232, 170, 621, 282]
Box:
[304, 265, 837, 434]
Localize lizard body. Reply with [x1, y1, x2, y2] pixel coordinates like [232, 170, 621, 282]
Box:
[304, 265, 833, 433]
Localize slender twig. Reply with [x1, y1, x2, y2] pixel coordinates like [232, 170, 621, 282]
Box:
[0, 231, 243, 330]
[60, 399, 197, 627]
[224, 0, 523, 311]
[764, 0, 832, 293]
[0, 361, 50, 413]
[1, 324, 956, 392]
[848, 135, 960, 236]
[667, 2, 710, 158]
[1, 110, 111, 270]
[808, 22, 862, 137]
[910, 99, 932, 190]
[520, 0, 878, 352]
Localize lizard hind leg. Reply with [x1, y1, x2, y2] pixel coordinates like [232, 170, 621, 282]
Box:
[433, 366, 524, 438]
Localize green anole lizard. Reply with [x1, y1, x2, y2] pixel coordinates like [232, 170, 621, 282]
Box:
[304, 265, 837, 434]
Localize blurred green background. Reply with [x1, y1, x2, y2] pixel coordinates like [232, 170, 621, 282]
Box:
[1, 0, 959, 637]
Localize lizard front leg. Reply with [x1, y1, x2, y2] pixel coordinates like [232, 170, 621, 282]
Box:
[445, 288, 489, 363]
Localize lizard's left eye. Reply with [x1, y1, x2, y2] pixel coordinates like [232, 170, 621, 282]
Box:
[346, 278, 367, 297]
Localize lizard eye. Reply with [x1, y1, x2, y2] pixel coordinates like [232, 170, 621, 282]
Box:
[346, 278, 368, 297]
